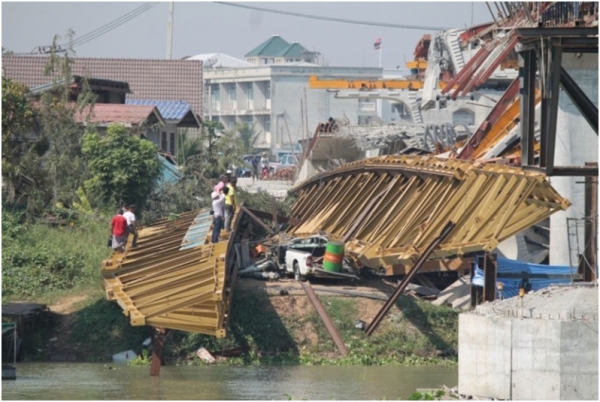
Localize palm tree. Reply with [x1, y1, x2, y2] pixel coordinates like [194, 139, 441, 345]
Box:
[176, 130, 203, 166]
[236, 122, 260, 155]
[201, 120, 224, 163]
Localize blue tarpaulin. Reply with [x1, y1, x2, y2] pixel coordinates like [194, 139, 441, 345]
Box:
[471, 257, 572, 299]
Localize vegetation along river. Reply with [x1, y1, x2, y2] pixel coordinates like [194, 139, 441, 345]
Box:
[3, 363, 457, 400]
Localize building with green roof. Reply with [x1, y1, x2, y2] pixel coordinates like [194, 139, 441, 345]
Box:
[244, 35, 319, 65]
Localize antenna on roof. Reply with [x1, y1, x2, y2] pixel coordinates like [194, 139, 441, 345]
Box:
[204, 58, 218, 68]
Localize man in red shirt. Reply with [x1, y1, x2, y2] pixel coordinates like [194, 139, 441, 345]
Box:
[110, 209, 128, 252]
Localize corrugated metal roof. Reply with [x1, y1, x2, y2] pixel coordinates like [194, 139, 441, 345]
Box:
[157, 153, 182, 186]
[125, 99, 191, 121]
[245, 35, 291, 57]
[180, 210, 213, 250]
[2, 56, 203, 115]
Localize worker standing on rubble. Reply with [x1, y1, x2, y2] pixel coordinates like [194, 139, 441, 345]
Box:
[214, 174, 228, 192]
[110, 209, 128, 252]
[123, 205, 138, 248]
[224, 176, 237, 232]
[211, 186, 228, 243]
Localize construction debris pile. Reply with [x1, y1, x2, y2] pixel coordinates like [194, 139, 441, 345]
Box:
[290, 155, 570, 273]
[329, 120, 469, 155]
[101, 210, 233, 337]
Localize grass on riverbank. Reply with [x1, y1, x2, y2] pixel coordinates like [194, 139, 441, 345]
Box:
[167, 291, 458, 366]
[2, 208, 109, 302]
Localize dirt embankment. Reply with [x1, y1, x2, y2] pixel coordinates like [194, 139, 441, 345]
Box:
[34, 277, 458, 363]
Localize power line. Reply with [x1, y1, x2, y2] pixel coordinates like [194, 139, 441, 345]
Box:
[214, 2, 450, 31]
[27, 2, 159, 54]
[67, 2, 159, 48]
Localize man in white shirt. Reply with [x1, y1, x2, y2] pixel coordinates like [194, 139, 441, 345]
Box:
[123, 204, 138, 247]
[211, 186, 228, 243]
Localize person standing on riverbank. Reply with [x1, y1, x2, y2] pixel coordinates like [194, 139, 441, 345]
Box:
[110, 209, 128, 252]
[123, 205, 138, 248]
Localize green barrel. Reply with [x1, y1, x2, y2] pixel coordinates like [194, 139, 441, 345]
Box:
[323, 241, 345, 272]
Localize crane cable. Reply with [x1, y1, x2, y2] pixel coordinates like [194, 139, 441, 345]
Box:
[214, 2, 451, 31]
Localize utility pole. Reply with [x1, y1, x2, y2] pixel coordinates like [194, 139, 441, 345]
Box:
[167, 2, 174, 59]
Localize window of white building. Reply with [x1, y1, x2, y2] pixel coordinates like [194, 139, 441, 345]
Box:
[229, 88, 237, 102]
[247, 83, 254, 101]
[265, 116, 271, 132]
[265, 82, 271, 100]
[211, 86, 220, 110]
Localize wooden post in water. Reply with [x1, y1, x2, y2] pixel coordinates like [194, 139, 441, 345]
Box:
[149, 327, 167, 376]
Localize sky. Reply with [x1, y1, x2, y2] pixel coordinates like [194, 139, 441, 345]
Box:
[2, 1, 493, 68]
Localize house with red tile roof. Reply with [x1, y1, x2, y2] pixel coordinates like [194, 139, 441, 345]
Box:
[2, 56, 203, 117]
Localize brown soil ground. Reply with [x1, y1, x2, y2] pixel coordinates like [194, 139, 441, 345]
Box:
[44, 294, 91, 361]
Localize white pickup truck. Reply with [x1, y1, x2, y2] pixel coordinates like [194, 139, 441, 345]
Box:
[276, 235, 328, 281]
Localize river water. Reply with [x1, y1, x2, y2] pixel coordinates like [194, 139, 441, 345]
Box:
[3, 363, 457, 400]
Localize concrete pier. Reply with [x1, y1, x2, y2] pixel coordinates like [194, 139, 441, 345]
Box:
[458, 286, 598, 400]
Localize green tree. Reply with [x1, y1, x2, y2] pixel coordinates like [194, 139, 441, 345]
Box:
[1, 77, 36, 204]
[176, 130, 204, 168]
[201, 120, 224, 163]
[236, 122, 261, 154]
[31, 30, 96, 210]
[82, 124, 161, 210]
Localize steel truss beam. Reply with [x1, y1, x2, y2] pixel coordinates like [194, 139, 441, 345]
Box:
[289, 156, 570, 274]
[101, 209, 235, 337]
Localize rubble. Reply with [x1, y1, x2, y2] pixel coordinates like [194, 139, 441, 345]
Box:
[470, 285, 599, 320]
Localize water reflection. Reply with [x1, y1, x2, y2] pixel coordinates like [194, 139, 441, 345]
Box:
[2, 363, 457, 400]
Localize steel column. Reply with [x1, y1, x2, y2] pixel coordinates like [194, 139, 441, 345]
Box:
[544, 43, 563, 176]
[365, 221, 456, 336]
[300, 281, 348, 357]
[519, 49, 537, 166]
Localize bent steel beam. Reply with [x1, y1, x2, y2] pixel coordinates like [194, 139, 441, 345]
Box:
[559, 67, 599, 134]
[365, 221, 456, 336]
[300, 281, 349, 357]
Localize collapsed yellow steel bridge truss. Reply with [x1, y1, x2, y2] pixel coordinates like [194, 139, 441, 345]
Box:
[290, 155, 570, 273]
[101, 210, 231, 337]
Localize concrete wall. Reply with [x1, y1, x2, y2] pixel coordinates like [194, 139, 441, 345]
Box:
[459, 314, 598, 400]
[549, 53, 599, 266]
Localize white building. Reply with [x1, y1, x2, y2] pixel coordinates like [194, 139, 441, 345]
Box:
[189, 36, 382, 152]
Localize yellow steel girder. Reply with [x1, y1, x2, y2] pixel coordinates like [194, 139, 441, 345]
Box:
[101, 209, 232, 337]
[289, 155, 570, 274]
